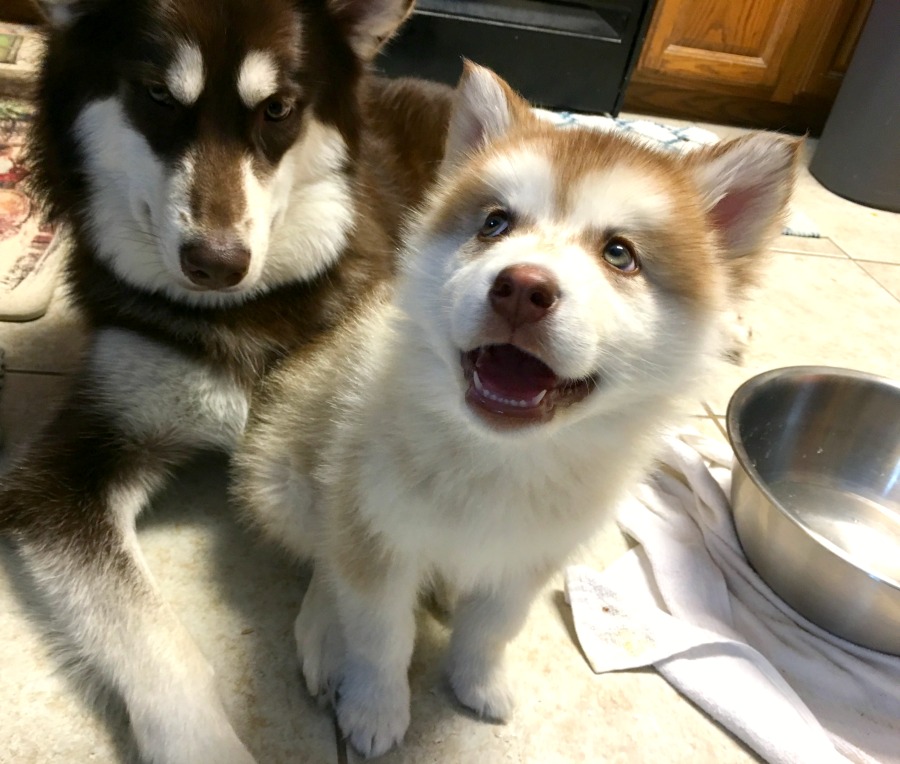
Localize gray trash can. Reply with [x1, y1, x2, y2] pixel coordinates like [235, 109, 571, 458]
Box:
[809, 0, 899, 212]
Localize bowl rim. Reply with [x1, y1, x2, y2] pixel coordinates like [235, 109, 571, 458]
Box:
[725, 364, 900, 592]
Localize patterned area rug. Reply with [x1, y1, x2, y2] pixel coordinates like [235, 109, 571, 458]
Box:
[0, 22, 41, 99]
[1, 23, 58, 323]
[0, 96, 60, 322]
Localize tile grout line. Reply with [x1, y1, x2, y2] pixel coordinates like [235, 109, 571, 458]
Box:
[771, 232, 847, 259]
[770, 249, 848, 259]
[828, 237, 900, 271]
[333, 714, 349, 764]
[701, 402, 728, 438]
[847, 259, 900, 306]
[770, 248, 900, 303]
[4, 368, 70, 376]
[844, 257, 900, 265]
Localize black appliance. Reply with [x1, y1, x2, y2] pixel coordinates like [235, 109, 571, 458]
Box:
[376, 0, 657, 115]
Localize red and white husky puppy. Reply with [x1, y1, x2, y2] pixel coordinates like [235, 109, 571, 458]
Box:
[0, 0, 452, 761]
[234, 64, 799, 758]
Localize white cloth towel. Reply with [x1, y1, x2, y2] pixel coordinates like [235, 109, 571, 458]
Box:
[565, 433, 900, 764]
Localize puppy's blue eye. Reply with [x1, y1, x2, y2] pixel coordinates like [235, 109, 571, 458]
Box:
[602, 239, 639, 273]
[480, 210, 510, 238]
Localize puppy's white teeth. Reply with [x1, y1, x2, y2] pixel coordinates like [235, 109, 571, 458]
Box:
[530, 390, 548, 406]
[471, 373, 548, 408]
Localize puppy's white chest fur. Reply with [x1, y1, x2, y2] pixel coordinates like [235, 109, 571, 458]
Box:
[359, 418, 604, 588]
[346, 384, 649, 589]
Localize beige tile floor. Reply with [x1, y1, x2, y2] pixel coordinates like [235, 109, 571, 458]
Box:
[1, 116, 898, 763]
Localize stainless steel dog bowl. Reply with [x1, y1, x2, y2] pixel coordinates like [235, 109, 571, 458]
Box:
[727, 366, 900, 654]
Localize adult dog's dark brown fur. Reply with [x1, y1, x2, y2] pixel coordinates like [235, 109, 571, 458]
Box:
[0, 1, 450, 761]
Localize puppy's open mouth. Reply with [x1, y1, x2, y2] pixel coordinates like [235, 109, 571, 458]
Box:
[461, 344, 597, 428]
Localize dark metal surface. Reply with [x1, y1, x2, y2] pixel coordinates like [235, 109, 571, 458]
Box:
[376, 0, 657, 114]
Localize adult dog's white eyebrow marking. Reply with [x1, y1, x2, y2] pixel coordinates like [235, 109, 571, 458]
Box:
[237, 51, 279, 108]
[166, 41, 205, 105]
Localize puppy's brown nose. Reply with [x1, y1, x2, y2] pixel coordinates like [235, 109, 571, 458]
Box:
[180, 237, 250, 290]
[489, 264, 560, 329]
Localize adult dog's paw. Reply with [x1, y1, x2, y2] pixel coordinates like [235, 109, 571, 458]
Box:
[336, 665, 410, 758]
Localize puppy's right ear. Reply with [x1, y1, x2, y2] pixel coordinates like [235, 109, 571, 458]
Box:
[443, 62, 532, 170]
[35, 0, 92, 28]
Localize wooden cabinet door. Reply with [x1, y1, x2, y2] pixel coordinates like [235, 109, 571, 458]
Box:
[625, 0, 872, 134]
[782, 0, 872, 102]
[638, 0, 809, 90]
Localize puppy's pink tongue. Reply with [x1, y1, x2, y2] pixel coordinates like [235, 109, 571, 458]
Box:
[473, 345, 557, 403]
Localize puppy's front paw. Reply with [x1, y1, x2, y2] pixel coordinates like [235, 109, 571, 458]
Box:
[295, 595, 344, 704]
[448, 663, 515, 722]
[336, 663, 410, 758]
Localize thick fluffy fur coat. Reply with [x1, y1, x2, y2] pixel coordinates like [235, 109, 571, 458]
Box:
[0, 1, 452, 762]
[234, 65, 799, 758]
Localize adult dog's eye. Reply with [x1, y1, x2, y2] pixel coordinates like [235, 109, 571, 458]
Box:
[602, 238, 639, 274]
[479, 210, 510, 238]
[146, 83, 176, 107]
[264, 97, 293, 122]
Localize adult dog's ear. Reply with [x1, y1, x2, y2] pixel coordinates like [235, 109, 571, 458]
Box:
[327, 0, 415, 61]
[443, 61, 535, 172]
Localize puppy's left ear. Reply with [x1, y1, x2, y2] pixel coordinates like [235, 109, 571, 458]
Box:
[327, 0, 415, 60]
[689, 133, 801, 261]
[443, 61, 534, 171]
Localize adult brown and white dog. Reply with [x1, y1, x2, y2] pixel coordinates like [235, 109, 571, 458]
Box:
[0, 1, 451, 761]
[234, 64, 800, 758]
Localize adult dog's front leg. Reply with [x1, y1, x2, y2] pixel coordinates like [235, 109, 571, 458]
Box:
[0, 331, 254, 764]
[1, 429, 254, 764]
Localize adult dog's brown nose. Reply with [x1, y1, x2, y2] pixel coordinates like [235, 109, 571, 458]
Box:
[179, 237, 250, 290]
[489, 264, 560, 329]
